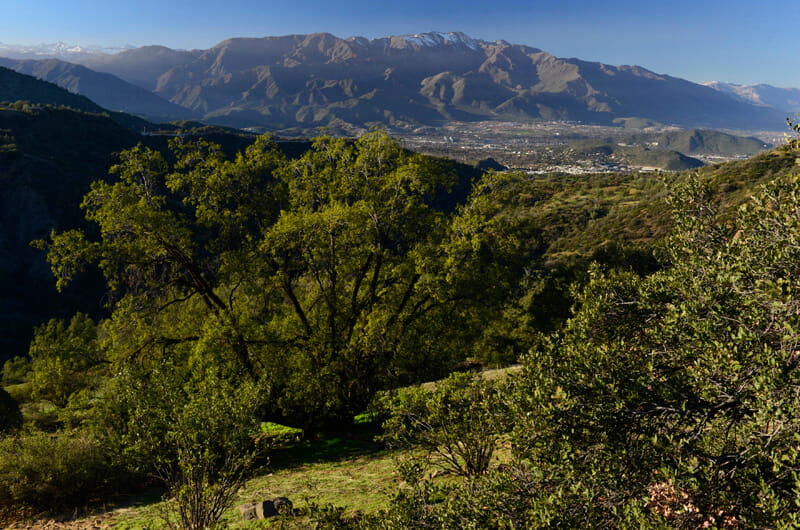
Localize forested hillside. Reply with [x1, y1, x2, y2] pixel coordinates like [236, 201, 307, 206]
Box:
[1, 114, 799, 527]
[0, 103, 141, 359]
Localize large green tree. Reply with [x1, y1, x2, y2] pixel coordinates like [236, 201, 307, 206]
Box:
[41, 132, 505, 428]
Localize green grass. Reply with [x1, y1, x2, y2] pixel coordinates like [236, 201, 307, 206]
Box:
[110, 433, 398, 529]
[104, 366, 523, 528]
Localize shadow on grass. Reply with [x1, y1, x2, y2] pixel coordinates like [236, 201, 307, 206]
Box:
[261, 420, 387, 471]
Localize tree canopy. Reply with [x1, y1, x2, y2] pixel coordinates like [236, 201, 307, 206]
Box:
[39, 131, 509, 428]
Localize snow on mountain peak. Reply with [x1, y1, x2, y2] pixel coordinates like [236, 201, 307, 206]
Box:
[397, 32, 481, 50]
[0, 41, 133, 59]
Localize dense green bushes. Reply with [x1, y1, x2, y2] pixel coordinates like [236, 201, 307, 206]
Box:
[378, 372, 508, 478]
[362, 174, 800, 528]
[0, 430, 113, 514]
[6, 130, 800, 524]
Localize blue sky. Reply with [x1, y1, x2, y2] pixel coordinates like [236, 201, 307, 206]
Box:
[2, 0, 799, 87]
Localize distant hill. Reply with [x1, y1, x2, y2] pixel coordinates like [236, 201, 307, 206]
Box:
[0, 57, 198, 122]
[0, 66, 160, 134]
[634, 129, 770, 157]
[540, 129, 769, 171]
[52, 31, 787, 132]
[704, 82, 800, 113]
[565, 140, 705, 171]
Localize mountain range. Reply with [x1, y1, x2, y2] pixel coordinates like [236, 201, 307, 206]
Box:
[0, 41, 131, 62]
[703, 81, 800, 114]
[0, 32, 791, 132]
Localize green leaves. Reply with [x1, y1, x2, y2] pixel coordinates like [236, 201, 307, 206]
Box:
[508, 168, 800, 525]
[379, 372, 509, 478]
[27, 313, 101, 409]
[256, 132, 470, 426]
[36, 131, 506, 430]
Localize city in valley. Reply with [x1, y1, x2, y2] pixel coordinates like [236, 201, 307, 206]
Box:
[390, 120, 782, 174]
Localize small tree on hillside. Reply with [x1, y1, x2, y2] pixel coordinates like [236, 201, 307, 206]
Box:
[379, 372, 509, 478]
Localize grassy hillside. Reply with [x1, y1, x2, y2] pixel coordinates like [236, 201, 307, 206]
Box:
[488, 143, 797, 267]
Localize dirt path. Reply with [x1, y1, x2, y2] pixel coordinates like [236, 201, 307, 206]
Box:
[4, 513, 116, 529]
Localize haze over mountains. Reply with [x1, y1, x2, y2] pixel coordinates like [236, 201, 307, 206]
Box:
[0, 41, 131, 62]
[0, 58, 196, 122]
[0, 32, 792, 132]
[703, 81, 800, 114]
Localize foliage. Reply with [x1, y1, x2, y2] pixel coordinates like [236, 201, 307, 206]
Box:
[0, 429, 113, 514]
[379, 372, 508, 478]
[1, 356, 30, 386]
[507, 172, 800, 527]
[40, 131, 507, 430]
[26, 313, 102, 409]
[94, 362, 262, 530]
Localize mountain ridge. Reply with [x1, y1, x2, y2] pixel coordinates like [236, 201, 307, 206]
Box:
[703, 81, 800, 114]
[3, 32, 791, 132]
[0, 57, 197, 122]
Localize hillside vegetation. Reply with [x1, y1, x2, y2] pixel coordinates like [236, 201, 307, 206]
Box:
[1, 112, 800, 528]
[637, 128, 770, 156]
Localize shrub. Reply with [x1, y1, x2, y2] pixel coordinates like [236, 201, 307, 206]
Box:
[0, 430, 113, 513]
[95, 363, 263, 530]
[1, 356, 30, 387]
[378, 372, 508, 478]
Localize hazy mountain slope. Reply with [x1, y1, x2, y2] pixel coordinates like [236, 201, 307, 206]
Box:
[71, 32, 787, 132]
[79, 45, 201, 90]
[565, 60, 784, 129]
[0, 66, 104, 113]
[704, 81, 800, 113]
[0, 57, 197, 121]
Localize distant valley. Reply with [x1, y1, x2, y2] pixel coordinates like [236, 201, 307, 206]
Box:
[395, 120, 772, 173]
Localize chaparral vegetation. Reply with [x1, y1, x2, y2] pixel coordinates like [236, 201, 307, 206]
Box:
[3, 115, 800, 528]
